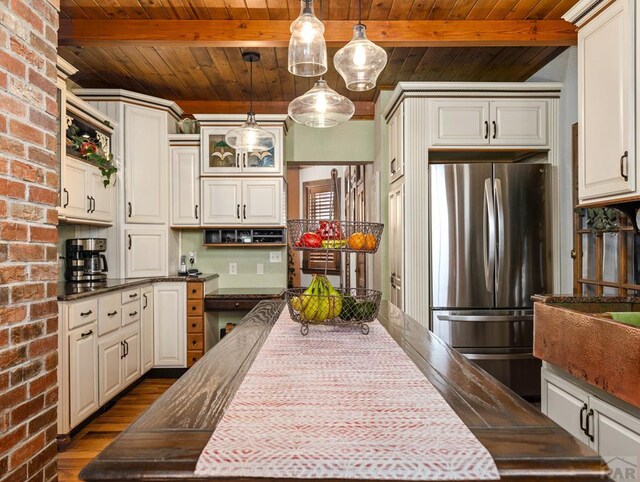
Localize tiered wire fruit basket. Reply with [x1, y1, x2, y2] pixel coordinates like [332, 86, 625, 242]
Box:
[286, 170, 384, 335]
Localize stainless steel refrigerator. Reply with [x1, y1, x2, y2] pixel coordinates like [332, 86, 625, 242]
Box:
[429, 163, 551, 399]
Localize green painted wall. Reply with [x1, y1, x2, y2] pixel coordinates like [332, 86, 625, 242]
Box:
[285, 120, 374, 163]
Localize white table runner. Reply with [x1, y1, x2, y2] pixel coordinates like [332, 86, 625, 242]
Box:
[195, 311, 500, 480]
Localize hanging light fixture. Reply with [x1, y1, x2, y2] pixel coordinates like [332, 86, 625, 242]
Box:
[225, 51, 275, 151]
[333, 0, 387, 91]
[288, 79, 355, 128]
[288, 0, 327, 77]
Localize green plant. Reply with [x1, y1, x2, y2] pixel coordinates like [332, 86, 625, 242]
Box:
[68, 124, 117, 187]
[577, 207, 619, 232]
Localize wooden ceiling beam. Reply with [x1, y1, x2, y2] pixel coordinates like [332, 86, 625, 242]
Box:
[175, 100, 376, 119]
[59, 19, 577, 48]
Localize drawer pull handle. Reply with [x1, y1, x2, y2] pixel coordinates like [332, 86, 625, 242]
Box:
[585, 408, 594, 442]
[108, 310, 118, 317]
[129, 311, 138, 317]
[143, 293, 148, 309]
[128, 202, 132, 217]
[120, 341, 126, 359]
[235, 302, 240, 307]
[80, 329, 93, 339]
[80, 310, 93, 317]
[579, 403, 588, 433]
[63, 188, 69, 208]
[621, 151, 629, 181]
[129, 293, 138, 298]
[492, 121, 497, 139]
[484, 120, 489, 139]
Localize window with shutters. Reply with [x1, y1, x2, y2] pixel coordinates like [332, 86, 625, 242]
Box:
[302, 179, 341, 275]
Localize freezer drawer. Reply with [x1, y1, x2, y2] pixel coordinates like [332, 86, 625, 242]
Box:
[461, 351, 541, 399]
[432, 310, 533, 348]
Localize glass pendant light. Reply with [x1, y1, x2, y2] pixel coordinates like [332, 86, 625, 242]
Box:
[288, 0, 327, 77]
[288, 79, 355, 128]
[225, 52, 275, 151]
[333, 0, 387, 91]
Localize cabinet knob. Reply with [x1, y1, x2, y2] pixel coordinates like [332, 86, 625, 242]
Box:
[234, 302, 240, 307]
[192, 289, 197, 294]
[192, 306, 196, 311]
[191, 323, 196, 328]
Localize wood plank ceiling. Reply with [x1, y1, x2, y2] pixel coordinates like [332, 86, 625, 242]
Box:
[58, 0, 579, 115]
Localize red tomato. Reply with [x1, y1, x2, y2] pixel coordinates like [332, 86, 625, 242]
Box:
[316, 221, 342, 240]
[300, 232, 322, 248]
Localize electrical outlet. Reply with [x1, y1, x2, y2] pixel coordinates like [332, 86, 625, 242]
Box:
[269, 251, 282, 263]
[229, 262, 237, 275]
[257, 263, 264, 275]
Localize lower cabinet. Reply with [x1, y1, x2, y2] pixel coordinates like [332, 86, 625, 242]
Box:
[69, 322, 99, 428]
[141, 287, 154, 373]
[153, 282, 186, 367]
[98, 325, 141, 405]
[542, 365, 640, 481]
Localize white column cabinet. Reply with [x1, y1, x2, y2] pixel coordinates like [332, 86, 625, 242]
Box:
[124, 104, 168, 224]
[242, 178, 282, 225]
[388, 182, 404, 310]
[577, 0, 635, 201]
[68, 322, 99, 428]
[153, 283, 186, 368]
[141, 287, 154, 374]
[125, 229, 167, 278]
[171, 146, 200, 226]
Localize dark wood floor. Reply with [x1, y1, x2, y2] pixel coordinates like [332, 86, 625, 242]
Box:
[58, 378, 176, 482]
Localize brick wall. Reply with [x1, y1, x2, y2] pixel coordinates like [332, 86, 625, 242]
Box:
[0, 0, 60, 480]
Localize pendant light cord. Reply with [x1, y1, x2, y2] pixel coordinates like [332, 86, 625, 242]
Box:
[249, 58, 254, 115]
[358, 0, 361, 24]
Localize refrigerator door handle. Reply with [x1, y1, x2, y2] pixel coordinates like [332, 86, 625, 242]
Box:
[494, 178, 505, 295]
[483, 178, 496, 295]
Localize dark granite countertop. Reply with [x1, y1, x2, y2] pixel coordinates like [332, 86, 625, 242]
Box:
[58, 273, 219, 301]
[205, 287, 285, 299]
[533, 293, 640, 303]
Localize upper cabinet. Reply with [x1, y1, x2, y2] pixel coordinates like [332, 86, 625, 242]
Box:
[430, 99, 548, 147]
[170, 138, 200, 227]
[124, 104, 168, 224]
[566, 0, 636, 203]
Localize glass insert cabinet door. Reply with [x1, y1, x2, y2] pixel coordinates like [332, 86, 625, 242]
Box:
[200, 126, 282, 175]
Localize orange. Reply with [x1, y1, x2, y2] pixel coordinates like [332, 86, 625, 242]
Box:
[348, 232, 366, 250]
[364, 233, 377, 251]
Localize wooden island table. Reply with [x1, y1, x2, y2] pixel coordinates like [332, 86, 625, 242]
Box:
[79, 301, 608, 481]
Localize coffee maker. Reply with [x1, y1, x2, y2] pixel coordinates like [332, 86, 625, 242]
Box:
[65, 238, 108, 283]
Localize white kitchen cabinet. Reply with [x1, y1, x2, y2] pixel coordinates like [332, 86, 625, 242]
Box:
[577, 0, 635, 201]
[201, 178, 283, 226]
[141, 287, 154, 374]
[388, 103, 404, 183]
[242, 178, 282, 225]
[124, 104, 168, 224]
[153, 283, 186, 368]
[542, 364, 640, 481]
[60, 157, 115, 225]
[388, 182, 404, 310]
[171, 145, 200, 226]
[98, 333, 124, 405]
[200, 125, 283, 176]
[125, 229, 167, 278]
[430, 99, 548, 147]
[122, 329, 140, 386]
[69, 322, 99, 428]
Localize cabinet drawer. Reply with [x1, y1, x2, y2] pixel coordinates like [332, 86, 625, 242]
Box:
[68, 298, 98, 330]
[121, 288, 141, 305]
[187, 316, 203, 333]
[187, 299, 203, 316]
[187, 334, 204, 350]
[98, 293, 122, 336]
[205, 299, 260, 311]
[187, 349, 203, 367]
[123, 300, 141, 326]
[187, 282, 203, 300]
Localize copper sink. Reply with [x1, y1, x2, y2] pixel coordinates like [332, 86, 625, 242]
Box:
[533, 295, 640, 409]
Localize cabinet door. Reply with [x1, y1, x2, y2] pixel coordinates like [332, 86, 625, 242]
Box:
[201, 179, 242, 225]
[242, 178, 282, 225]
[490, 100, 548, 146]
[98, 334, 123, 405]
[388, 183, 404, 310]
[242, 127, 283, 175]
[88, 168, 114, 223]
[201, 126, 241, 175]
[153, 283, 186, 367]
[171, 146, 200, 226]
[125, 229, 167, 278]
[431, 100, 490, 146]
[542, 369, 591, 445]
[389, 105, 404, 182]
[590, 396, 640, 482]
[141, 287, 154, 374]
[122, 329, 140, 387]
[579, 0, 635, 200]
[124, 104, 168, 224]
[69, 323, 99, 428]
[61, 157, 90, 220]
